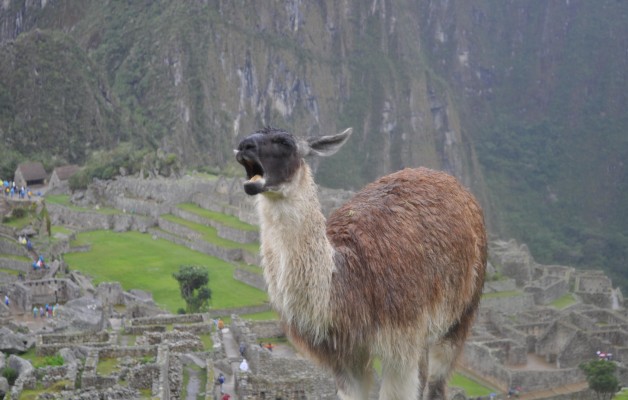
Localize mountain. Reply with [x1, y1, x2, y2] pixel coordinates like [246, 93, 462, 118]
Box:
[0, 0, 626, 290]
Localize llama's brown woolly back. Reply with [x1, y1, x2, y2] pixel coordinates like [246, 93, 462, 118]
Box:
[326, 167, 486, 334]
[235, 127, 487, 400]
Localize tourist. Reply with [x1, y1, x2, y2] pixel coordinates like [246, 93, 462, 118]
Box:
[4, 295, 9, 306]
[217, 318, 224, 330]
[239, 358, 249, 372]
[33, 306, 39, 318]
[217, 373, 225, 393]
[221, 394, 230, 400]
[239, 342, 246, 357]
[265, 342, 274, 352]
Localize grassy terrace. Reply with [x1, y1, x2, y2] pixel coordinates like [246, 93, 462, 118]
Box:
[0, 267, 21, 276]
[449, 373, 497, 397]
[0, 253, 30, 262]
[161, 214, 259, 254]
[64, 230, 267, 313]
[45, 194, 120, 215]
[177, 202, 258, 232]
[551, 293, 577, 309]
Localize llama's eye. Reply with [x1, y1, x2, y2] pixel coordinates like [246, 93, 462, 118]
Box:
[272, 137, 292, 147]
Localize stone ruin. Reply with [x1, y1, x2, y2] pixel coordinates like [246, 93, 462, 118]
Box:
[1, 174, 628, 399]
[461, 239, 628, 397]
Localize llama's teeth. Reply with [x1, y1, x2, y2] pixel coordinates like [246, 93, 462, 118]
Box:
[250, 175, 262, 182]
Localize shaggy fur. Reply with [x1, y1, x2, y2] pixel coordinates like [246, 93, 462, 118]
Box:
[235, 127, 487, 400]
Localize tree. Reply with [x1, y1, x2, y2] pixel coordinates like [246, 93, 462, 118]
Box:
[580, 360, 618, 400]
[172, 265, 212, 313]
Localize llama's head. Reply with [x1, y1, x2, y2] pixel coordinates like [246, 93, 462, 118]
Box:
[235, 127, 352, 196]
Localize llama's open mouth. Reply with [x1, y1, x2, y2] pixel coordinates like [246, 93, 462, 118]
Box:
[241, 159, 267, 195]
[242, 159, 264, 182]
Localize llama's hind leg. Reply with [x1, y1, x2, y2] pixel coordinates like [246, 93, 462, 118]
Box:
[378, 358, 422, 400]
[426, 314, 475, 400]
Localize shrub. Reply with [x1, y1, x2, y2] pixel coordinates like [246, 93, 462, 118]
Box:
[37, 354, 64, 367]
[11, 207, 28, 219]
[2, 367, 18, 386]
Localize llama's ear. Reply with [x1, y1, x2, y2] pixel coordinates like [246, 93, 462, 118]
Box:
[300, 128, 353, 157]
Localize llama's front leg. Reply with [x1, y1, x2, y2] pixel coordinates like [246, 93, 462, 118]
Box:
[334, 354, 373, 400]
[336, 375, 371, 400]
[379, 358, 421, 400]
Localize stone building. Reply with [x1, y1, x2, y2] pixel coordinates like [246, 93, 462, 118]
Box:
[14, 161, 47, 187]
[48, 165, 80, 192]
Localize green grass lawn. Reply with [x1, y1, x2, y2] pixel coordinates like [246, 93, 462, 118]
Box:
[550, 293, 577, 309]
[615, 388, 628, 400]
[52, 225, 73, 236]
[0, 267, 20, 276]
[64, 230, 268, 313]
[0, 253, 31, 261]
[448, 372, 497, 397]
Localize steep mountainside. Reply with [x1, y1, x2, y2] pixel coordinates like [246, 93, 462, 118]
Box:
[0, 0, 482, 191]
[417, 0, 628, 288]
[0, 0, 626, 289]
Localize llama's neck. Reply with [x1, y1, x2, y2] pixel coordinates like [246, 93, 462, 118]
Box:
[257, 164, 335, 342]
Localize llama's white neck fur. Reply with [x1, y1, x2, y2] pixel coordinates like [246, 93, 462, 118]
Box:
[256, 163, 334, 343]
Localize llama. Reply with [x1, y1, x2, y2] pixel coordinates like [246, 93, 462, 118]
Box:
[235, 127, 487, 400]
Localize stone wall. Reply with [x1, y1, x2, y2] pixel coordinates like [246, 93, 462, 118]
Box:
[461, 342, 510, 390]
[97, 345, 157, 360]
[0, 257, 30, 273]
[489, 240, 535, 286]
[111, 197, 171, 218]
[229, 316, 338, 400]
[0, 238, 30, 257]
[130, 313, 204, 326]
[247, 321, 284, 340]
[48, 203, 156, 233]
[37, 331, 113, 356]
[233, 268, 266, 291]
[95, 282, 126, 306]
[40, 331, 111, 345]
[480, 293, 535, 315]
[19, 278, 81, 309]
[35, 362, 79, 390]
[172, 207, 259, 244]
[172, 322, 212, 335]
[149, 226, 244, 263]
[217, 224, 259, 244]
[206, 304, 271, 319]
[524, 276, 569, 305]
[509, 368, 585, 393]
[124, 325, 167, 335]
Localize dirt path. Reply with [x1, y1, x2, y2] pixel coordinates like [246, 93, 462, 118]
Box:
[184, 364, 201, 400]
